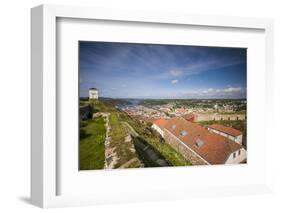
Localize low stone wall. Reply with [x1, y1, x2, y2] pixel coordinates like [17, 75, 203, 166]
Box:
[196, 113, 246, 122]
[163, 129, 207, 165]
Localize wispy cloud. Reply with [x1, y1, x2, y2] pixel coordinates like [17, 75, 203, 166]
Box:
[171, 79, 178, 84]
[170, 70, 183, 77]
[79, 42, 246, 98]
[162, 58, 244, 80]
[223, 87, 242, 93]
[179, 87, 246, 99]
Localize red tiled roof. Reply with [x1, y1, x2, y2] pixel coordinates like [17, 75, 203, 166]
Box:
[208, 124, 242, 137]
[153, 119, 168, 129]
[164, 117, 241, 164]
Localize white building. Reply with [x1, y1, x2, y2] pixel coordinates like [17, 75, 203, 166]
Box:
[208, 124, 243, 145]
[89, 88, 98, 100]
[225, 147, 247, 164]
[163, 117, 247, 165]
[151, 119, 168, 137]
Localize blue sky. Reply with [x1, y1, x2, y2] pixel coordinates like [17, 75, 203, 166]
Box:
[79, 42, 246, 99]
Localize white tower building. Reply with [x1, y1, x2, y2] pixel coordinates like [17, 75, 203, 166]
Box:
[89, 88, 98, 100]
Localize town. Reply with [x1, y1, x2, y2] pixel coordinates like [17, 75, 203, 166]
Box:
[79, 88, 247, 170]
[120, 99, 246, 123]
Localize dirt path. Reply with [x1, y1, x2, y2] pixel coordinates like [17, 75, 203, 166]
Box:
[118, 157, 140, 168]
[93, 114, 144, 169]
[121, 121, 139, 137]
[93, 112, 119, 169]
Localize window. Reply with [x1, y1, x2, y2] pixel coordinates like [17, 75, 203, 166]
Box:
[195, 138, 204, 148]
[238, 150, 241, 155]
[180, 130, 187, 137]
[233, 152, 236, 158]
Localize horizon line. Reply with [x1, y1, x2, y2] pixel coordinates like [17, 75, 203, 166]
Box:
[80, 96, 247, 100]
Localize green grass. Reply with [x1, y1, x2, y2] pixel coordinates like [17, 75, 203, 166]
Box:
[86, 100, 141, 168]
[119, 113, 192, 166]
[142, 132, 192, 166]
[108, 112, 139, 168]
[80, 100, 190, 168]
[79, 117, 106, 170]
[79, 100, 89, 107]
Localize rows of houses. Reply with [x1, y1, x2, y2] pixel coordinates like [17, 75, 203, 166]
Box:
[152, 117, 246, 165]
[182, 112, 246, 122]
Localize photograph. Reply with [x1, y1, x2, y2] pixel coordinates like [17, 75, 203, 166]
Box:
[79, 41, 247, 170]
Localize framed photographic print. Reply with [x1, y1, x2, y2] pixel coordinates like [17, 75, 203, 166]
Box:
[31, 4, 274, 208]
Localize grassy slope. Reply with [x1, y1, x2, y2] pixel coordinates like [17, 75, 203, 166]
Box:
[108, 112, 139, 168]
[85, 100, 141, 168]
[119, 113, 192, 166]
[79, 117, 106, 170]
[80, 100, 190, 168]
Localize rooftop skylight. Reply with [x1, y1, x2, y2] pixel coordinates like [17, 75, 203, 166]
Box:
[180, 130, 187, 137]
[195, 138, 204, 148]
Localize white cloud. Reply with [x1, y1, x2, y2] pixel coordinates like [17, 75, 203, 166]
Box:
[171, 79, 178, 84]
[200, 87, 242, 95]
[173, 87, 245, 98]
[223, 87, 242, 93]
[201, 88, 214, 94]
[158, 57, 245, 80]
[170, 69, 183, 77]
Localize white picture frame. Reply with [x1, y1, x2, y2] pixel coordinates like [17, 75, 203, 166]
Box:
[31, 4, 274, 208]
